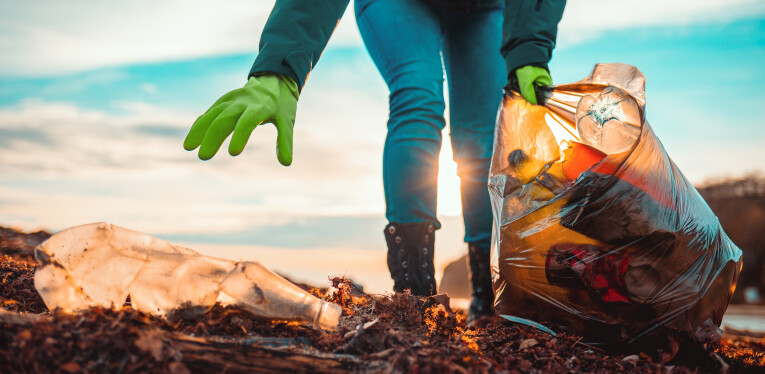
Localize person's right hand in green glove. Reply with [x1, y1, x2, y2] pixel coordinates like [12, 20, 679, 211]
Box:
[184, 73, 299, 166]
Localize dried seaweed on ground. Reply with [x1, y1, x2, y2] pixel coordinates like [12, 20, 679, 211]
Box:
[0, 226, 762, 373]
[0, 276, 752, 373]
[1, 226, 49, 313]
[0, 256, 47, 313]
[312, 278, 728, 373]
[713, 335, 765, 373]
[1, 308, 188, 373]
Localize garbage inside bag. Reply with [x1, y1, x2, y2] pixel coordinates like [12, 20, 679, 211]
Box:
[34, 222, 341, 331]
[489, 63, 742, 345]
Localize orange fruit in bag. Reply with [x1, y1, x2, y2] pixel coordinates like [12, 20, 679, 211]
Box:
[561, 142, 607, 181]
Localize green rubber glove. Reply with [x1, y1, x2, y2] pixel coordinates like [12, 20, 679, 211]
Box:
[515, 65, 552, 105]
[184, 73, 299, 165]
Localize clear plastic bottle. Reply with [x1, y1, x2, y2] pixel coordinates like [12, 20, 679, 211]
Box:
[35, 222, 341, 330]
[576, 86, 642, 155]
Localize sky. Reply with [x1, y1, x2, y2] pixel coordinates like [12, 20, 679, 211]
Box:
[1, 1, 764, 292]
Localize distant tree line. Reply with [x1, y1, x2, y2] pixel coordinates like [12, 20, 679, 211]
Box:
[696, 173, 765, 304]
[697, 173, 765, 200]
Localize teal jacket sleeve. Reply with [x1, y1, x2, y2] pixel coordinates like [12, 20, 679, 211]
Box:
[249, 0, 351, 92]
[502, 0, 566, 79]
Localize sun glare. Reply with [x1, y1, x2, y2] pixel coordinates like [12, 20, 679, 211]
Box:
[437, 134, 463, 216]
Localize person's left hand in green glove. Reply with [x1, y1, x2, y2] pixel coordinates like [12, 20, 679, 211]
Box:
[184, 73, 299, 165]
[515, 65, 552, 105]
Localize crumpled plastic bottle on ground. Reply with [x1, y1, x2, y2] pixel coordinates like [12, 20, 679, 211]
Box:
[488, 63, 742, 345]
[34, 222, 341, 331]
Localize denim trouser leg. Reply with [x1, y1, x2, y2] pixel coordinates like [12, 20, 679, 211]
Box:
[442, 8, 506, 246]
[356, 0, 505, 244]
[356, 0, 446, 228]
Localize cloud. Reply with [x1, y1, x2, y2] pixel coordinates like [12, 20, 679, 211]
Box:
[0, 0, 361, 77]
[556, 0, 765, 47]
[0, 97, 388, 233]
[2, 0, 763, 77]
[140, 83, 158, 94]
[0, 97, 384, 173]
[0, 127, 50, 147]
[0, 100, 190, 173]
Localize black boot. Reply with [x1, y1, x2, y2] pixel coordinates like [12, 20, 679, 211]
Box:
[384, 222, 437, 296]
[467, 242, 494, 324]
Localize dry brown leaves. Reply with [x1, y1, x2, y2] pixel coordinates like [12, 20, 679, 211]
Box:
[1, 256, 47, 314]
[0, 226, 762, 373]
[713, 336, 765, 371]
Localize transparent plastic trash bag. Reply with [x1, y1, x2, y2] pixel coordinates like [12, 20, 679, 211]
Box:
[489, 63, 742, 344]
[34, 222, 341, 330]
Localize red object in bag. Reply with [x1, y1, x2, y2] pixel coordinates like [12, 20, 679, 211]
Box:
[561, 142, 607, 181]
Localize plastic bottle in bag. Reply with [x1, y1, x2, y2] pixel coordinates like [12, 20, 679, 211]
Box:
[576, 86, 642, 155]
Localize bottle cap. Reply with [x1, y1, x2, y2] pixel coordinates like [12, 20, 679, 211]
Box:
[314, 301, 342, 331]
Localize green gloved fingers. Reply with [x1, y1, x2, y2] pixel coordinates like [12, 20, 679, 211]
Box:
[183, 73, 299, 165]
[228, 107, 263, 156]
[274, 114, 294, 166]
[184, 105, 227, 150]
[198, 103, 245, 160]
[516, 65, 553, 105]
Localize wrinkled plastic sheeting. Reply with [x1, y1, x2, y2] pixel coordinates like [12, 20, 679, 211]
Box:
[34, 222, 341, 331]
[489, 63, 742, 344]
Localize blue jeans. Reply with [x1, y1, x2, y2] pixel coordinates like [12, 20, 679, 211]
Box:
[355, 0, 505, 245]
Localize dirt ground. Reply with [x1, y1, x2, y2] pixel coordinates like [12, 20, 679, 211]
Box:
[1, 226, 764, 373]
